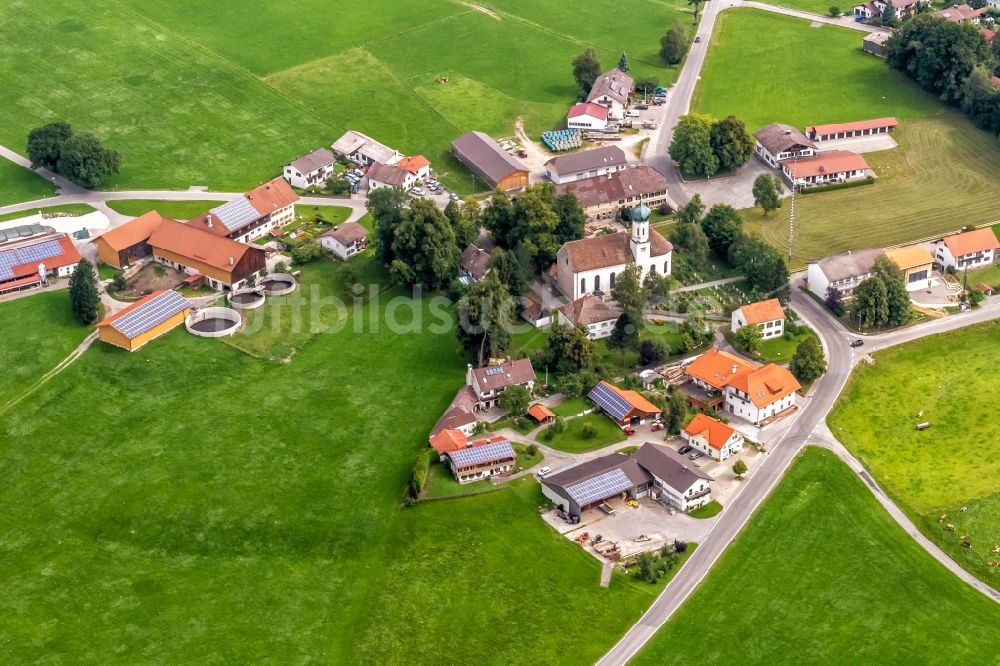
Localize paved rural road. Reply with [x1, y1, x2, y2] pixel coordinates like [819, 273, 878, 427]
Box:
[596, 279, 1000, 665]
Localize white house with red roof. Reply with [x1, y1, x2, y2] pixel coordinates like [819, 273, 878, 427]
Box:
[428, 428, 517, 484]
[396, 155, 431, 181]
[854, 0, 929, 19]
[781, 150, 872, 188]
[682, 413, 744, 462]
[558, 294, 618, 339]
[567, 102, 610, 130]
[731, 298, 785, 339]
[188, 177, 299, 244]
[466, 358, 536, 411]
[932, 228, 1000, 271]
[683, 349, 801, 426]
[0, 231, 81, 295]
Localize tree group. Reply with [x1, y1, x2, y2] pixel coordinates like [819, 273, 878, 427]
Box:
[850, 256, 911, 329]
[572, 48, 602, 96]
[669, 114, 754, 178]
[659, 21, 690, 65]
[886, 16, 999, 134]
[27, 122, 121, 188]
[481, 184, 585, 272]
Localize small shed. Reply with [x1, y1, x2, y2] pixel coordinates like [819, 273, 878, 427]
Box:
[528, 403, 556, 424]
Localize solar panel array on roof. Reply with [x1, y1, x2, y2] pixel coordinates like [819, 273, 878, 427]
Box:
[565, 468, 631, 506]
[485, 366, 504, 376]
[210, 197, 260, 232]
[588, 382, 631, 421]
[449, 441, 515, 468]
[0, 239, 64, 280]
[111, 290, 190, 339]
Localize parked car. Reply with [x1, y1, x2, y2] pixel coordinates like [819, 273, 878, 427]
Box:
[449, 192, 460, 201]
[635, 104, 649, 110]
[623, 426, 636, 436]
[625, 109, 641, 118]
[688, 451, 702, 460]
[410, 187, 425, 196]
[678, 445, 693, 455]
[537, 466, 552, 477]
[652, 99, 666, 106]
[651, 424, 663, 432]
[695, 35, 702, 43]
[850, 339, 864, 348]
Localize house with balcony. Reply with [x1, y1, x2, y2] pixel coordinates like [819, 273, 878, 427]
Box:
[466, 358, 536, 411]
[932, 228, 1000, 272]
[683, 348, 800, 426]
[753, 123, 817, 167]
[634, 443, 713, 512]
[682, 413, 744, 462]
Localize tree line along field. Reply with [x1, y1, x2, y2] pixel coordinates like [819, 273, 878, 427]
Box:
[632, 447, 1000, 663]
[828, 321, 1000, 588]
[0, 0, 690, 194]
[0, 253, 665, 663]
[693, 9, 1000, 266]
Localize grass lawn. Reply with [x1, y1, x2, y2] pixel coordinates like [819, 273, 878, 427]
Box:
[539, 412, 626, 453]
[422, 462, 499, 500]
[687, 500, 722, 519]
[492, 415, 540, 436]
[0, 204, 97, 224]
[755, 326, 816, 365]
[0, 256, 671, 662]
[105, 199, 224, 220]
[669, 248, 742, 287]
[0, 291, 90, 407]
[967, 262, 1000, 291]
[96, 263, 121, 281]
[633, 447, 1000, 663]
[551, 396, 592, 418]
[745, 113, 1000, 268]
[694, 9, 938, 130]
[0, 159, 56, 206]
[296, 204, 352, 226]
[2, 1, 689, 193]
[828, 320, 1000, 587]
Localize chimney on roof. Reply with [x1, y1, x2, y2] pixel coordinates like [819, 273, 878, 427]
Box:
[206, 214, 213, 228]
[731, 364, 738, 375]
[229, 257, 234, 266]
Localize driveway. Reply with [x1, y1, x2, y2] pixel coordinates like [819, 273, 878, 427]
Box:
[815, 134, 898, 154]
[680, 157, 791, 209]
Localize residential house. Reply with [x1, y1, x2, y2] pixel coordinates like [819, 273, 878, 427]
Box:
[459, 244, 492, 284]
[92, 210, 168, 269]
[188, 177, 299, 244]
[396, 155, 431, 181]
[634, 443, 713, 512]
[933, 228, 1000, 271]
[731, 298, 785, 339]
[683, 348, 800, 426]
[445, 436, 517, 484]
[884, 245, 934, 290]
[451, 131, 530, 192]
[283, 148, 336, 190]
[331, 130, 402, 167]
[0, 231, 81, 295]
[540, 452, 651, 519]
[555, 203, 672, 301]
[544, 146, 627, 184]
[807, 248, 885, 300]
[466, 358, 536, 410]
[96, 289, 190, 352]
[862, 31, 891, 57]
[588, 380, 662, 426]
[854, 0, 929, 19]
[147, 219, 266, 290]
[933, 3, 986, 23]
[586, 69, 634, 121]
[682, 413, 744, 462]
[366, 163, 417, 191]
[558, 294, 619, 340]
[567, 102, 610, 131]
[781, 150, 872, 188]
[554, 166, 671, 221]
[805, 117, 897, 142]
[753, 123, 817, 167]
[429, 386, 479, 440]
[319, 222, 368, 260]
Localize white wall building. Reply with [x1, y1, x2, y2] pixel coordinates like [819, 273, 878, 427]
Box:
[566, 102, 610, 131]
[557, 294, 618, 340]
[319, 222, 368, 260]
[932, 228, 1000, 271]
[544, 145, 627, 185]
[585, 69, 634, 121]
[682, 413, 745, 462]
[753, 123, 817, 168]
[730, 298, 785, 339]
[283, 148, 336, 190]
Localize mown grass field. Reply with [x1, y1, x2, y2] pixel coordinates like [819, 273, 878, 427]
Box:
[540, 412, 626, 453]
[633, 447, 1000, 663]
[0, 158, 55, 206]
[105, 199, 225, 220]
[694, 9, 937, 129]
[0, 255, 668, 662]
[0, 0, 688, 193]
[0, 291, 89, 407]
[828, 321, 1000, 587]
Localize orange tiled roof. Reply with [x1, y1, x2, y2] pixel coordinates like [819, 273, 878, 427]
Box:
[93, 210, 168, 251]
[528, 403, 556, 421]
[786, 150, 870, 179]
[884, 245, 933, 270]
[397, 155, 430, 174]
[806, 117, 897, 136]
[942, 228, 1000, 258]
[729, 364, 801, 409]
[738, 298, 784, 325]
[685, 349, 757, 390]
[429, 428, 468, 453]
[683, 413, 737, 450]
[147, 219, 263, 273]
[246, 176, 299, 217]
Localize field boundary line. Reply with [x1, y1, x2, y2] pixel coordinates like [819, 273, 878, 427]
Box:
[0, 332, 97, 417]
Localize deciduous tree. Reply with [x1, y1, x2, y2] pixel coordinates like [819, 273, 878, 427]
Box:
[488, 247, 528, 299]
[26, 121, 72, 170]
[389, 199, 460, 290]
[732, 459, 748, 480]
[445, 200, 478, 248]
[611, 261, 647, 319]
[553, 192, 586, 244]
[852, 274, 889, 329]
[675, 193, 705, 226]
[709, 115, 754, 172]
[734, 323, 763, 355]
[687, 0, 708, 23]
[56, 132, 121, 189]
[669, 113, 718, 177]
[700, 204, 743, 255]
[367, 186, 410, 265]
[659, 21, 690, 66]
[499, 384, 531, 415]
[482, 190, 516, 247]
[456, 274, 517, 362]
[790, 335, 827, 383]
[870, 255, 911, 327]
[547, 323, 594, 373]
[752, 173, 782, 216]
[672, 220, 709, 268]
[572, 47, 602, 96]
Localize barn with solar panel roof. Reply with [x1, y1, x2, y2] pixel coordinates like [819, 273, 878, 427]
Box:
[96, 289, 191, 352]
[587, 380, 661, 426]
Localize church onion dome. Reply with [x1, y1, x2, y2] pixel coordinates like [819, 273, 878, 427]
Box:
[631, 202, 651, 222]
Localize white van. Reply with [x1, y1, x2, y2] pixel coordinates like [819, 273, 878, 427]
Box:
[625, 109, 641, 118]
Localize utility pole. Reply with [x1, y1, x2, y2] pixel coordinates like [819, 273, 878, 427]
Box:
[788, 153, 797, 262]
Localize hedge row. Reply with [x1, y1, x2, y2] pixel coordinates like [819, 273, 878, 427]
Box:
[799, 176, 875, 195]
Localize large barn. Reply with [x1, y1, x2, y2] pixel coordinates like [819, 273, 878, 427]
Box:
[451, 131, 529, 192]
[91, 210, 170, 269]
[96, 289, 191, 352]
